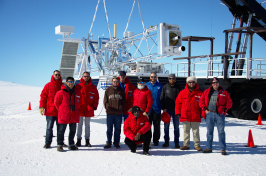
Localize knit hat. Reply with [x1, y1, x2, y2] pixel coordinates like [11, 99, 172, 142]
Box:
[119, 71, 126, 76]
[168, 74, 176, 78]
[186, 76, 197, 83]
[212, 77, 219, 83]
[132, 106, 141, 114]
[138, 77, 145, 83]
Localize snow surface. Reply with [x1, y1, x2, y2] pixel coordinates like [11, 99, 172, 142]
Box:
[0, 80, 266, 176]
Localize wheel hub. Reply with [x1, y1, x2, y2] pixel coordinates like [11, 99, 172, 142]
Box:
[251, 98, 262, 113]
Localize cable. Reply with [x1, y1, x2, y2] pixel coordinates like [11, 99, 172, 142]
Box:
[88, 0, 101, 38]
[124, 0, 136, 37]
[103, 0, 112, 38]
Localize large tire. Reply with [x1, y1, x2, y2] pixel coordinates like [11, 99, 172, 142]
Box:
[238, 91, 264, 120]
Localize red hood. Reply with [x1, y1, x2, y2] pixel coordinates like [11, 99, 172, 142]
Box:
[51, 75, 62, 88]
[80, 77, 92, 86]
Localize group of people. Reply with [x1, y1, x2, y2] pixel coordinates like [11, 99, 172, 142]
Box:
[39, 70, 232, 155]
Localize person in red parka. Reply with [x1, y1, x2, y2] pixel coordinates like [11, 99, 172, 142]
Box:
[124, 106, 152, 155]
[39, 70, 63, 149]
[117, 71, 135, 121]
[54, 77, 81, 152]
[175, 76, 202, 151]
[132, 78, 153, 117]
[199, 77, 232, 155]
[75, 72, 99, 147]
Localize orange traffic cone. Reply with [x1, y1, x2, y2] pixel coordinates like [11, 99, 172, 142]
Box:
[27, 102, 32, 110]
[245, 129, 256, 148]
[256, 114, 263, 125]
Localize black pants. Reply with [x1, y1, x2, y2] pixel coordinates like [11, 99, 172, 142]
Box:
[149, 109, 161, 144]
[125, 131, 152, 152]
[57, 123, 77, 146]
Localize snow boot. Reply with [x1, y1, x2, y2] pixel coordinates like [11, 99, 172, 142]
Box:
[43, 143, 51, 149]
[85, 139, 92, 147]
[162, 142, 169, 147]
[104, 143, 111, 149]
[76, 138, 81, 147]
[68, 145, 78, 150]
[113, 143, 121, 148]
[57, 145, 64, 152]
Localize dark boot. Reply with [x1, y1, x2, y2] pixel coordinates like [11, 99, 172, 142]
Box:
[57, 145, 64, 152]
[85, 139, 92, 147]
[104, 142, 111, 149]
[68, 145, 78, 150]
[76, 138, 81, 147]
[43, 143, 51, 149]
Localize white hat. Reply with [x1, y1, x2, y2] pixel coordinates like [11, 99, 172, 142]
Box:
[186, 76, 197, 83]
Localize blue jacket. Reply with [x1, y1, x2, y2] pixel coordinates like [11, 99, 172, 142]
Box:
[145, 81, 163, 114]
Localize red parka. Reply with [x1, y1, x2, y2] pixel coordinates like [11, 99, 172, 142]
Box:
[123, 112, 151, 142]
[132, 87, 153, 113]
[175, 83, 202, 122]
[77, 78, 99, 117]
[117, 77, 135, 115]
[54, 85, 81, 124]
[199, 86, 232, 118]
[39, 75, 63, 116]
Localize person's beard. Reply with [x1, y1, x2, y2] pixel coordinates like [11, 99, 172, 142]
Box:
[137, 84, 145, 90]
[188, 84, 195, 91]
[170, 81, 175, 86]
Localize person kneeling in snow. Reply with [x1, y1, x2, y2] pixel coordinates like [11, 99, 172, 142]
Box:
[124, 106, 152, 155]
[54, 77, 81, 152]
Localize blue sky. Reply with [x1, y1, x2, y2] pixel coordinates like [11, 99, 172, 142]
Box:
[0, 0, 265, 87]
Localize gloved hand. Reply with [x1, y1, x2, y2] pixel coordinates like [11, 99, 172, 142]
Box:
[143, 112, 148, 117]
[128, 108, 132, 113]
[39, 107, 45, 116]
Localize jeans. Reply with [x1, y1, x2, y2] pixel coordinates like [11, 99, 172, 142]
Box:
[106, 115, 122, 144]
[149, 109, 161, 144]
[45, 116, 58, 144]
[125, 130, 152, 152]
[77, 116, 91, 139]
[164, 110, 179, 144]
[57, 123, 77, 146]
[206, 112, 226, 150]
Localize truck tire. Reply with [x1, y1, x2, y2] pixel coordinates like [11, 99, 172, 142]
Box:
[238, 92, 264, 120]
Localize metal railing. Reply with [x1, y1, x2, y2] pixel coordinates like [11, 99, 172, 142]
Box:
[176, 56, 266, 79]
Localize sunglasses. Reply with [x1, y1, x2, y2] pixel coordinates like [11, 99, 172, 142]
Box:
[212, 82, 219, 84]
[67, 81, 74, 83]
[83, 76, 90, 78]
[188, 81, 195, 84]
[138, 82, 144, 84]
[169, 78, 175, 80]
[54, 74, 60, 76]
[113, 81, 119, 83]
[150, 76, 156, 78]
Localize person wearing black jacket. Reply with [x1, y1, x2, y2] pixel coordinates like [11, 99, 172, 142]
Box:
[160, 74, 180, 148]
